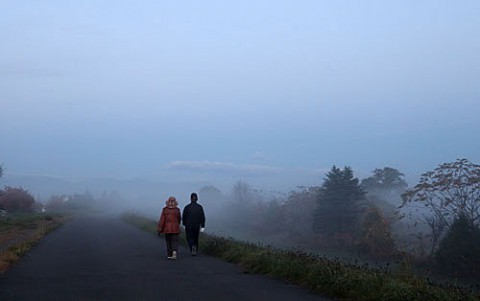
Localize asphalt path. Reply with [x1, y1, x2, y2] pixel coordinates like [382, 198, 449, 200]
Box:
[0, 214, 330, 301]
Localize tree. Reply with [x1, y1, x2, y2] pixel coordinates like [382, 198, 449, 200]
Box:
[361, 167, 407, 223]
[361, 167, 407, 201]
[218, 181, 258, 237]
[199, 185, 223, 201]
[282, 186, 319, 244]
[67, 191, 95, 210]
[45, 194, 68, 212]
[198, 185, 226, 222]
[313, 166, 366, 247]
[232, 181, 252, 205]
[358, 205, 397, 259]
[251, 199, 285, 237]
[199, 185, 224, 208]
[0, 186, 36, 212]
[400, 158, 480, 254]
[435, 214, 480, 278]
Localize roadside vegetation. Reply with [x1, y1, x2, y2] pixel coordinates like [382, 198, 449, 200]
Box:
[0, 163, 129, 274]
[0, 166, 72, 273]
[122, 158, 480, 300]
[122, 211, 480, 301]
[196, 159, 480, 289]
[0, 213, 68, 273]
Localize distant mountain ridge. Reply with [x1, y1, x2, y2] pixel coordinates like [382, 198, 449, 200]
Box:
[1, 174, 208, 202]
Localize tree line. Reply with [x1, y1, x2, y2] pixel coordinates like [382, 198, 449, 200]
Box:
[0, 165, 99, 214]
[2, 159, 480, 279]
[0, 166, 38, 213]
[203, 159, 480, 280]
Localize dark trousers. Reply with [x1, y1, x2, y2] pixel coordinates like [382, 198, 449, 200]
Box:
[164, 233, 179, 256]
[185, 226, 200, 251]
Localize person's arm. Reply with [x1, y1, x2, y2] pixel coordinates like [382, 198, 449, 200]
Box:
[182, 205, 188, 226]
[157, 210, 165, 233]
[181, 207, 185, 226]
[200, 206, 206, 228]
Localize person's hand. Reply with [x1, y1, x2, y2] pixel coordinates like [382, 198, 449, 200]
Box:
[200, 228, 205, 233]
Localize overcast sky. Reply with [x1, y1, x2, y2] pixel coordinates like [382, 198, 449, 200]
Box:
[1, 1, 479, 192]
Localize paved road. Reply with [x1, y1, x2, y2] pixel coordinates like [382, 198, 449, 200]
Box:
[0, 214, 330, 301]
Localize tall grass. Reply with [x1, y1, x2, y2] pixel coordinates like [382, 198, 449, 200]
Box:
[202, 236, 479, 301]
[122, 211, 480, 301]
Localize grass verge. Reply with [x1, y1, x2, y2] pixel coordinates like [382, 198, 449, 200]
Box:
[121, 211, 480, 301]
[0, 213, 68, 273]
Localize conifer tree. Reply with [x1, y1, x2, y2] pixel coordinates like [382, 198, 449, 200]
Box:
[313, 166, 366, 245]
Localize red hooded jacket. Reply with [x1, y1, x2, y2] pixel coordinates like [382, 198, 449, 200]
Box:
[157, 199, 181, 234]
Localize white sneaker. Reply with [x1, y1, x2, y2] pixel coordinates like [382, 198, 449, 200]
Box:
[192, 245, 197, 256]
[172, 251, 177, 260]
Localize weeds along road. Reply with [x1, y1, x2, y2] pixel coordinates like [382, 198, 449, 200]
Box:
[0, 214, 330, 301]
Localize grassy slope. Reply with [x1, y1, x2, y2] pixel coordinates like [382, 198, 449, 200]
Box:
[122, 211, 480, 301]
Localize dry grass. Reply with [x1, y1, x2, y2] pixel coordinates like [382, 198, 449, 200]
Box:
[0, 213, 67, 273]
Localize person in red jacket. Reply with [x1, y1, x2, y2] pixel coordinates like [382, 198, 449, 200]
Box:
[157, 196, 181, 260]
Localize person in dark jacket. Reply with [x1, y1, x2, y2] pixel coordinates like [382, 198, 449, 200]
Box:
[182, 193, 205, 255]
[157, 196, 181, 260]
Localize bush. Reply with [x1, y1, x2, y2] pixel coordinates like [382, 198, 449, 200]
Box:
[0, 186, 36, 213]
[357, 205, 397, 259]
[435, 214, 480, 278]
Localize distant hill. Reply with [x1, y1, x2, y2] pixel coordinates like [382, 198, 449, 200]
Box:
[1, 174, 209, 204]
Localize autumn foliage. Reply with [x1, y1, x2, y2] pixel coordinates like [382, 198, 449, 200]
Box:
[0, 186, 36, 212]
[357, 205, 397, 259]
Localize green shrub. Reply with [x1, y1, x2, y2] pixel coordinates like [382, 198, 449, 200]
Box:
[435, 214, 480, 279]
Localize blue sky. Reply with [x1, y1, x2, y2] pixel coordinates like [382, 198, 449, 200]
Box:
[1, 1, 479, 192]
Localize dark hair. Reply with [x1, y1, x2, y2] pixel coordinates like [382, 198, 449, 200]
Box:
[190, 193, 198, 200]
